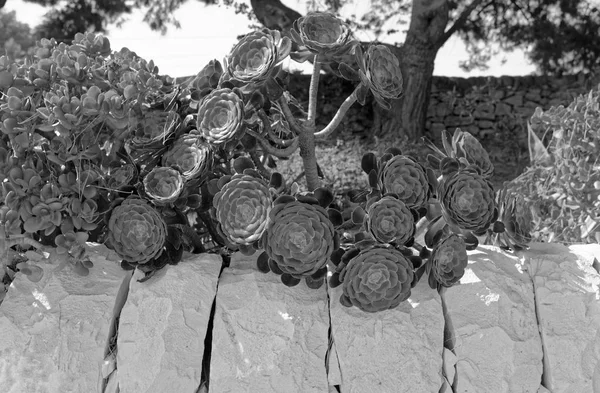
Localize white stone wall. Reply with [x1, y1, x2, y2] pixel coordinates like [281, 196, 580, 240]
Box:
[0, 243, 598, 393]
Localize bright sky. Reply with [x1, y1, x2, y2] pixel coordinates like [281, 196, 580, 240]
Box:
[6, 0, 536, 78]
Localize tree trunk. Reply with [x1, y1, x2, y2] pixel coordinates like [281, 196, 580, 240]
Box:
[373, 0, 449, 142]
[398, 34, 438, 141]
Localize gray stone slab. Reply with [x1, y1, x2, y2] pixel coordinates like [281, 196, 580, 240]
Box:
[116, 253, 222, 393]
[445, 246, 543, 393]
[329, 264, 444, 393]
[210, 252, 330, 393]
[526, 243, 600, 393]
[0, 243, 131, 393]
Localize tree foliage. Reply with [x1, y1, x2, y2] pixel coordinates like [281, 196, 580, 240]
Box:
[22, 0, 600, 75]
[0, 9, 35, 58]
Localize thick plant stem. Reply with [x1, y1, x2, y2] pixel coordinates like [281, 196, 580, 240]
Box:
[278, 95, 322, 192]
[314, 84, 361, 140]
[307, 55, 321, 126]
[298, 122, 320, 191]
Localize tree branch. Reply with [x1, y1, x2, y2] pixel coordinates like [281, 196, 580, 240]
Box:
[438, 0, 486, 48]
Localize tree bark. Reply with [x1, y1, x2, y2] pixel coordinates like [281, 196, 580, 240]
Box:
[373, 0, 449, 141]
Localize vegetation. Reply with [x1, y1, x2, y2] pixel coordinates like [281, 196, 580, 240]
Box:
[19, 0, 600, 141]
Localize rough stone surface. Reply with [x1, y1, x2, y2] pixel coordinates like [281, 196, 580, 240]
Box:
[444, 246, 543, 393]
[116, 252, 222, 393]
[525, 243, 600, 393]
[329, 267, 444, 393]
[210, 253, 330, 393]
[0, 243, 130, 393]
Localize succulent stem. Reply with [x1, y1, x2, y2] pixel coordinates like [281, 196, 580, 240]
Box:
[314, 84, 360, 140]
[277, 95, 321, 191]
[307, 54, 321, 126]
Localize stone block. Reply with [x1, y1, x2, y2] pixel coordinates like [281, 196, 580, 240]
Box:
[504, 94, 524, 107]
[329, 267, 444, 392]
[525, 243, 600, 393]
[116, 253, 222, 393]
[473, 110, 496, 121]
[495, 102, 512, 116]
[477, 120, 495, 129]
[444, 246, 543, 393]
[210, 253, 331, 393]
[446, 115, 474, 127]
[0, 243, 131, 393]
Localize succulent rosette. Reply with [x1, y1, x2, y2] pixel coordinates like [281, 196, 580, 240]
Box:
[128, 110, 179, 150]
[339, 246, 414, 313]
[438, 167, 497, 234]
[106, 197, 167, 264]
[357, 44, 403, 108]
[225, 29, 291, 86]
[426, 234, 468, 289]
[379, 155, 430, 210]
[107, 163, 137, 190]
[291, 12, 355, 59]
[191, 59, 223, 92]
[196, 88, 245, 148]
[452, 129, 494, 178]
[365, 196, 415, 245]
[213, 173, 273, 246]
[162, 135, 213, 180]
[143, 166, 184, 206]
[496, 189, 533, 249]
[262, 199, 336, 278]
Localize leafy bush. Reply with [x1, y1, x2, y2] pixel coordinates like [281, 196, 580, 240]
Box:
[502, 87, 600, 244]
[0, 13, 531, 312]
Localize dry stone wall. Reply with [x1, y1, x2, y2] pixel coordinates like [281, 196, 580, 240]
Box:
[287, 71, 600, 146]
[0, 243, 599, 393]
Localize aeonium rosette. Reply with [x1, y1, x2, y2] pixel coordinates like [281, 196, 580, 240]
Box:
[106, 197, 167, 264]
[196, 88, 246, 149]
[212, 172, 273, 250]
[425, 233, 468, 290]
[437, 162, 498, 235]
[494, 188, 533, 250]
[379, 154, 430, 211]
[290, 12, 356, 61]
[143, 166, 184, 206]
[224, 29, 291, 88]
[365, 196, 415, 246]
[426, 128, 494, 178]
[162, 135, 213, 181]
[333, 246, 415, 313]
[259, 190, 340, 288]
[356, 44, 403, 109]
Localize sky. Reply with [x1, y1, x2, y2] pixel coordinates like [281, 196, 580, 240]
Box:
[6, 0, 536, 78]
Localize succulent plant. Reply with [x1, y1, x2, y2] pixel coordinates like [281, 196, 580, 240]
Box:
[262, 196, 337, 279]
[143, 166, 185, 206]
[212, 173, 273, 247]
[106, 197, 167, 264]
[337, 246, 415, 313]
[495, 188, 533, 250]
[379, 155, 430, 211]
[290, 12, 355, 60]
[438, 164, 497, 235]
[196, 88, 246, 148]
[426, 234, 468, 289]
[356, 44, 403, 109]
[224, 29, 291, 87]
[365, 196, 415, 245]
[452, 129, 494, 178]
[161, 135, 213, 181]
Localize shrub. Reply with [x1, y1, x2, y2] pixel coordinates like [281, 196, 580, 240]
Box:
[501, 87, 600, 244]
[0, 13, 533, 312]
